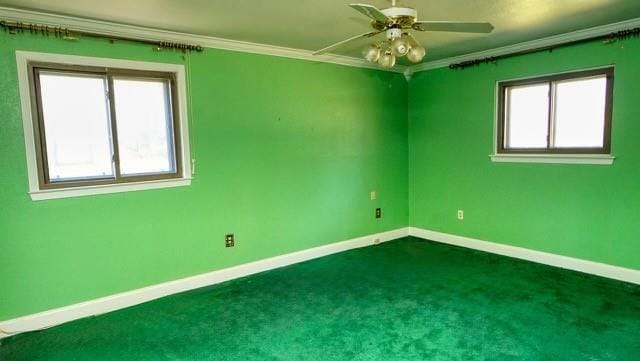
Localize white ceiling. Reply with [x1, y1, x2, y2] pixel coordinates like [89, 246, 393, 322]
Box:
[1, 0, 640, 62]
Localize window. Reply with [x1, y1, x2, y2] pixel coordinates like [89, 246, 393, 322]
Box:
[496, 68, 614, 157]
[17, 52, 191, 200]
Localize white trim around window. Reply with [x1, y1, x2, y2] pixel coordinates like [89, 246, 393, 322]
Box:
[16, 51, 192, 201]
[490, 66, 616, 166]
[489, 154, 615, 165]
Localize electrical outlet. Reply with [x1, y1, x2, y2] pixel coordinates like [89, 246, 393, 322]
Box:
[370, 191, 376, 200]
[376, 208, 382, 219]
[457, 210, 464, 220]
[225, 234, 234, 247]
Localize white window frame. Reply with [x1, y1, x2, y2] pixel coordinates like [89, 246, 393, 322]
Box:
[16, 51, 192, 200]
[490, 66, 616, 165]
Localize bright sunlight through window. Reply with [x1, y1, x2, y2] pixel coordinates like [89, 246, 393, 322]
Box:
[39, 72, 114, 181]
[113, 78, 176, 176]
[498, 68, 613, 154]
[31, 64, 181, 188]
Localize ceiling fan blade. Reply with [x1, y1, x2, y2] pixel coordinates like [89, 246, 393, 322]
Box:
[349, 4, 391, 23]
[313, 31, 381, 55]
[412, 21, 494, 33]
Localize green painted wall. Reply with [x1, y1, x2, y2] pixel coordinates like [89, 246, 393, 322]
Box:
[5, 27, 639, 323]
[409, 40, 640, 270]
[0, 33, 408, 320]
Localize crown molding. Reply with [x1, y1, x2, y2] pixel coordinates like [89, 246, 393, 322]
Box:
[411, 17, 640, 73]
[3, 6, 638, 77]
[0, 6, 408, 74]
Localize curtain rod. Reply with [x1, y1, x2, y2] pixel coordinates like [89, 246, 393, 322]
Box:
[450, 26, 640, 70]
[0, 19, 204, 52]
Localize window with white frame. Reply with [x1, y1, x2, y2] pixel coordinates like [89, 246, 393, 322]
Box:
[17, 52, 191, 200]
[496, 67, 614, 159]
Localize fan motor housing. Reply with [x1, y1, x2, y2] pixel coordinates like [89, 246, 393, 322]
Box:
[385, 27, 403, 40]
[381, 6, 418, 27]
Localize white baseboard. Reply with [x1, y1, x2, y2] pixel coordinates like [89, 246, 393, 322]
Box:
[0, 227, 409, 339]
[5, 226, 635, 339]
[409, 227, 640, 285]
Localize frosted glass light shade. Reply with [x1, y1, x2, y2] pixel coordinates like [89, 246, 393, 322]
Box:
[362, 44, 381, 63]
[407, 46, 426, 63]
[391, 36, 410, 56]
[378, 52, 396, 68]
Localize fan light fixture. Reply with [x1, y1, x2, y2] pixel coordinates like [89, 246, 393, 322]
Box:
[391, 36, 410, 56]
[366, 30, 425, 67]
[362, 44, 382, 62]
[378, 50, 396, 69]
[313, 1, 494, 70]
[407, 45, 426, 63]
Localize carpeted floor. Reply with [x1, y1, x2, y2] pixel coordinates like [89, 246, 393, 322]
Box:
[1, 237, 639, 360]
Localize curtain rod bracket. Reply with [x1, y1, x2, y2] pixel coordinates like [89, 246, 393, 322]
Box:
[450, 26, 640, 70]
[0, 19, 204, 53]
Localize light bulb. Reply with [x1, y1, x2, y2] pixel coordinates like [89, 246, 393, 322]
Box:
[391, 36, 410, 57]
[362, 44, 381, 63]
[378, 52, 396, 69]
[407, 46, 426, 63]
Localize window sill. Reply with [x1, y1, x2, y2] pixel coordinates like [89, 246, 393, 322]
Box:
[489, 154, 615, 165]
[29, 177, 192, 201]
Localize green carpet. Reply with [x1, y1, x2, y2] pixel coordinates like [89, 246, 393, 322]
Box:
[1, 237, 639, 360]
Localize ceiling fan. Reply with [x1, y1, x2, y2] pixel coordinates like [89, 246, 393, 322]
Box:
[313, 1, 494, 69]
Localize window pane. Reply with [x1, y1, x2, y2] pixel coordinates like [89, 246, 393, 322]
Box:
[553, 76, 607, 148]
[505, 83, 549, 148]
[38, 72, 114, 182]
[113, 78, 176, 176]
